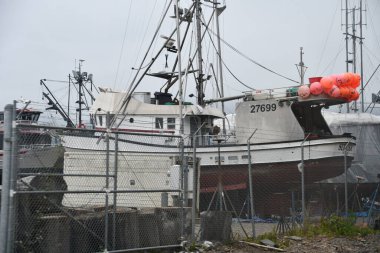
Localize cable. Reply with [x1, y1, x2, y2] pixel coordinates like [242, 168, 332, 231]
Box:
[204, 25, 299, 84]
[315, 0, 340, 75]
[113, 0, 133, 89]
[320, 40, 345, 75]
[202, 16, 255, 90]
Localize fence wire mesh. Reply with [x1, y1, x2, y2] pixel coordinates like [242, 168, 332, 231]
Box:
[10, 125, 189, 252]
[1, 119, 379, 252]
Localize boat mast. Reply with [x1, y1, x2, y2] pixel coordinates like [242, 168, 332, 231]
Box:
[175, 0, 184, 135]
[195, 0, 204, 106]
[77, 59, 85, 127]
[296, 47, 307, 85]
[214, 1, 226, 134]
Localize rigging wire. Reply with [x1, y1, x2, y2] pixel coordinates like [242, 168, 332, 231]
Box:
[150, 0, 169, 60]
[113, 0, 133, 89]
[367, 6, 380, 53]
[205, 26, 299, 84]
[203, 24, 255, 90]
[320, 39, 345, 75]
[112, 0, 174, 128]
[122, 0, 160, 88]
[315, 0, 340, 75]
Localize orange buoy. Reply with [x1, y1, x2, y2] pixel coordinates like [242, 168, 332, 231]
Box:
[336, 74, 348, 87]
[310, 82, 323, 95]
[351, 73, 361, 88]
[329, 85, 341, 98]
[298, 85, 311, 98]
[346, 72, 355, 87]
[321, 76, 334, 93]
[340, 87, 351, 100]
[351, 90, 360, 100]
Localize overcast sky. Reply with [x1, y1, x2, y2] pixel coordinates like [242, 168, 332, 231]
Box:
[0, 0, 379, 119]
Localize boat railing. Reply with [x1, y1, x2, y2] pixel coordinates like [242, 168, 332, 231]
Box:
[19, 144, 57, 150]
[244, 86, 300, 101]
[194, 134, 238, 147]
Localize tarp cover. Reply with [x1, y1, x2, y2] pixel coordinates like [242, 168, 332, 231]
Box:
[322, 111, 380, 183]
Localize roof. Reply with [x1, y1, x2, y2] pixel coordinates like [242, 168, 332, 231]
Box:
[323, 111, 380, 126]
[89, 90, 224, 118]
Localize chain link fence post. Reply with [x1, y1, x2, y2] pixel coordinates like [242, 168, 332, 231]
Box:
[247, 129, 257, 238]
[0, 104, 14, 253]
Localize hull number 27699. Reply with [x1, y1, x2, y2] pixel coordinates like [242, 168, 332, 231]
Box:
[250, 103, 277, 113]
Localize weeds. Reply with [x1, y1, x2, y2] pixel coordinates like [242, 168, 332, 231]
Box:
[244, 215, 378, 249]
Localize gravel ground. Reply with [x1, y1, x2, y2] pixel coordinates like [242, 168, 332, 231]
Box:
[189, 219, 380, 253]
[205, 234, 380, 253]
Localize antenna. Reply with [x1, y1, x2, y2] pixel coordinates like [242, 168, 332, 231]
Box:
[341, 0, 366, 113]
[296, 47, 307, 85]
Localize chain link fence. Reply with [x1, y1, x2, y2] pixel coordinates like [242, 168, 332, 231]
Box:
[1, 104, 380, 252]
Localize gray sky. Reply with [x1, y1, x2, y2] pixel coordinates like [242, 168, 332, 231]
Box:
[1, 0, 379, 119]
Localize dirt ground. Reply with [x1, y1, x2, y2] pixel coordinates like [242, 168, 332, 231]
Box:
[206, 234, 380, 253]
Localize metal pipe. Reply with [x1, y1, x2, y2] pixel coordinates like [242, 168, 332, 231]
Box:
[344, 138, 354, 216]
[18, 173, 116, 177]
[8, 102, 18, 253]
[101, 244, 182, 253]
[195, 0, 204, 106]
[247, 129, 257, 238]
[15, 189, 181, 194]
[104, 112, 110, 250]
[300, 133, 310, 227]
[112, 132, 119, 250]
[204, 94, 245, 104]
[345, 0, 350, 113]
[191, 122, 206, 241]
[0, 104, 13, 253]
[359, 0, 364, 113]
[214, 2, 226, 135]
[217, 140, 222, 211]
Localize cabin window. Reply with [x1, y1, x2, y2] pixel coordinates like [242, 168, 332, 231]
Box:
[98, 116, 103, 126]
[155, 118, 163, 129]
[167, 118, 176, 129]
[215, 156, 225, 162]
[129, 118, 134, 123]
[130, 179, 136, 186]
[0, 113, 3, 122]
[228, 156, 238, 160]
[241, 155, 248, 160]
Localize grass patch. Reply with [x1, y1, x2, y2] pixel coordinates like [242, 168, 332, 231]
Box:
[294, 215, 377, 237]
[244, 215, 378, 249]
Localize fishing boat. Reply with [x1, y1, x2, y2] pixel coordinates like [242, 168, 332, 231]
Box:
[54, 1, 358, 213]
[0, 105, 64, 184]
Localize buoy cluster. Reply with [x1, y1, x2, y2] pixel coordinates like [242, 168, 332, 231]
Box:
[298, 73, 361, 101]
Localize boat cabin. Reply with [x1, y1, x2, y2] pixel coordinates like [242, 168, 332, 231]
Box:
[235, 89, 347, 144]
[89, 90, 224, 139]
